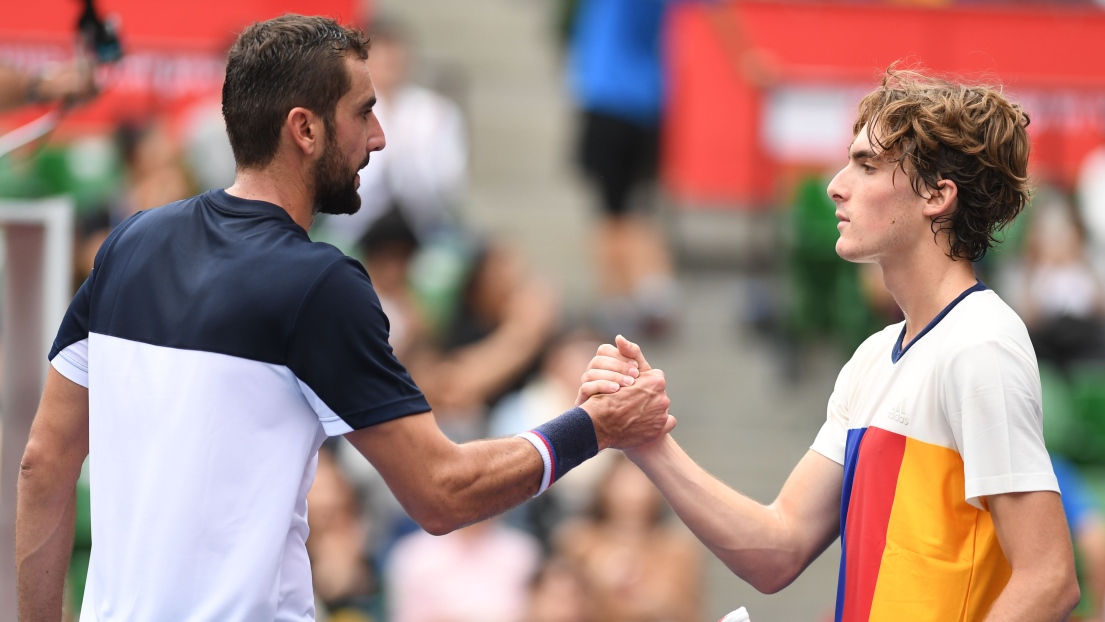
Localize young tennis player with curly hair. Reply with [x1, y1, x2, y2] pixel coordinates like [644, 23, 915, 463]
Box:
[586, 67, 1080, 621]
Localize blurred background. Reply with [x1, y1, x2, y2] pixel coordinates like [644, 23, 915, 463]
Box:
[3, 0, 1105, 620]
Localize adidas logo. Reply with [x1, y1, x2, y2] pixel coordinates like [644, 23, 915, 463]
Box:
[887, 408, 909, 426]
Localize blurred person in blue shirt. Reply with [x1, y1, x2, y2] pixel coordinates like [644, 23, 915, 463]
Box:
[1052, 456, 1105, 621]
[570, 0, 678, 339]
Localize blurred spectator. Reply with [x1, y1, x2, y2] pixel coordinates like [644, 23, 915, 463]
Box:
[180, 94, 237, 193]
[554, 455, 702, 622]
[1052, 457, 1105, 621]
[357, 206, 426, 361]
[1019, 191, 1105, 373]
[316, 18, 467, 249]
[569, 0, 678, 338]
[74, 208, 112, 284]
[489, 329, 601, 441]
[0, 60, 97, 111]
[489, 329, 619, 540]
[71, 119, 192, 284]
[1078, 145, 1105, 279]
[116, 119, 192, 214]
[385, 519, 541, 622]
[307, 446, 380, 621]
[333, 236, 560, 572]
[405, 241, 560, 438]
[178, 37, 238, 192]
[526, 557, 594, 622]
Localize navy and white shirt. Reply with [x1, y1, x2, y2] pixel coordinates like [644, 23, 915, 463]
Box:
[49, 190, 430, 621]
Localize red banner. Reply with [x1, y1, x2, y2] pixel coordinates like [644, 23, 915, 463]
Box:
[1, 0, 364, 132]
[665, 1, 1105, 206]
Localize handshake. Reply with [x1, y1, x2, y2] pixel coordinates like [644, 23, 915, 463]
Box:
[572, 335, 676, 452]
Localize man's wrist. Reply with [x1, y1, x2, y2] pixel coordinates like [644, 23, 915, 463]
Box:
[625, 433, 673, 468]
[576, 401, 609, 450]
[515, 406, 599, 496]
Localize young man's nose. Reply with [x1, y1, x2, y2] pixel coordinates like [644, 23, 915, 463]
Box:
[826, 169, 848, 203]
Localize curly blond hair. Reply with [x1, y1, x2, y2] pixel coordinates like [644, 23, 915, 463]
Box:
[854, 67, 1032, 262]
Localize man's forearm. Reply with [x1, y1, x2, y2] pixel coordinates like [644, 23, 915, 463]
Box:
[17, 467, 79, 620]
[422, 437, 544, 533]
[983, 569, 1080, 621]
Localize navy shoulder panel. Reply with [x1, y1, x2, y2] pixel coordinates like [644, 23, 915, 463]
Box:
[87, 191, 347, 365]
[286, 256, 430, 428]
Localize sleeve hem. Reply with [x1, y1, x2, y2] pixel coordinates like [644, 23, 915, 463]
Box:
[810, 442, 845, 466]
[965, 472, 1061, 511]
[51, 355, 89, 388]
[337, 396, 431, 434]
[296, 374, 430, 436]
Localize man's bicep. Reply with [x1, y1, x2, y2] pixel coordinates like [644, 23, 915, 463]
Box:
[343, 412, 450, 505]
[988, 490, 1074, 570]
[24, 368, 90, 468]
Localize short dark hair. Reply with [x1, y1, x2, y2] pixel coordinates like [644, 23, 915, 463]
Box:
[222, 15, 369, 169]
[855, 67, 1032, 262]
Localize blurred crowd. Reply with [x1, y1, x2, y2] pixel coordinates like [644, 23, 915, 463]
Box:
[0, 8, 708, 622]
[4, 0, 1105, 621]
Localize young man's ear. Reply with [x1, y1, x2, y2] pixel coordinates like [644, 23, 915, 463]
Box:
[284, 106, 323, 157]
[922, 179, 958, 219]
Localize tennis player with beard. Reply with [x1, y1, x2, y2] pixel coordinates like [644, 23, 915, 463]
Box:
[15, 15, 674, 621]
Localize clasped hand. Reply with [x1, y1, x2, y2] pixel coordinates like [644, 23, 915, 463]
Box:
[575, 335, 675, 451]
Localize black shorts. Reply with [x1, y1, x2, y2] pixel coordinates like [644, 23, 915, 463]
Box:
[577, 110, 660, 216]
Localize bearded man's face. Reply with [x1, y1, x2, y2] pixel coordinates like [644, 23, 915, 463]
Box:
[312, 126, 367, 216]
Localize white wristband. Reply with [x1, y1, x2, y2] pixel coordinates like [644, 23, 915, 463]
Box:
[516, 431, 553, 495]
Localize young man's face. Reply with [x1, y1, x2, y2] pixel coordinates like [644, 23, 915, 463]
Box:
[826, 124, 929, 265]
[313, 55, 386, 216]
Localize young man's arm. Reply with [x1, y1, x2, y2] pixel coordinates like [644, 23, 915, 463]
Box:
[983, 491, 1080, 621]
[629, 440, 842, 593]
[600, 337, 842, 593]
[17, 368, 90, 620]
[344, 369, 673, 536]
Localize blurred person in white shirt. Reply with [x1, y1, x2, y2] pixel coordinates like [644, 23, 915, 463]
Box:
[318, 19, 467, 248]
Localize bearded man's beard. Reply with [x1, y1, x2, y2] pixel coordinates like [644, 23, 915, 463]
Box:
[312, 132, 363, 216]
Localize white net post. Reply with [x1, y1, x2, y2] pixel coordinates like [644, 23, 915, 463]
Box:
[0, 197, 73, 619]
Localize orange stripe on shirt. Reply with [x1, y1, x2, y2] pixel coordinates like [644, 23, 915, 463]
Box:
[866, 436, 1010, 621]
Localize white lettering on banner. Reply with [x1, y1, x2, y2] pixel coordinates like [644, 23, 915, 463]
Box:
[0, 42, 224, 99]
[763, 83, 1105, 164]
[1012, 90, 1105, 133]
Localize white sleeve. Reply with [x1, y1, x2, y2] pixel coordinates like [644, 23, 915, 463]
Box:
[811, 357, 855, 465]
[51, 338, 90, 388]
[943, 340, 1058, 510]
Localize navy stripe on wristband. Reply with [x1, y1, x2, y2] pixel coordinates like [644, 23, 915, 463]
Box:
[517, 406, 599, 494]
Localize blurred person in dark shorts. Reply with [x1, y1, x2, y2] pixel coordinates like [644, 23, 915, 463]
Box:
[570, 0, 677, 338]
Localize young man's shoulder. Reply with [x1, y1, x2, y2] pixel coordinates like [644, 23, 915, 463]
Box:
[942, 289, 1030, 346]
[932, 290, 1038, 382]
